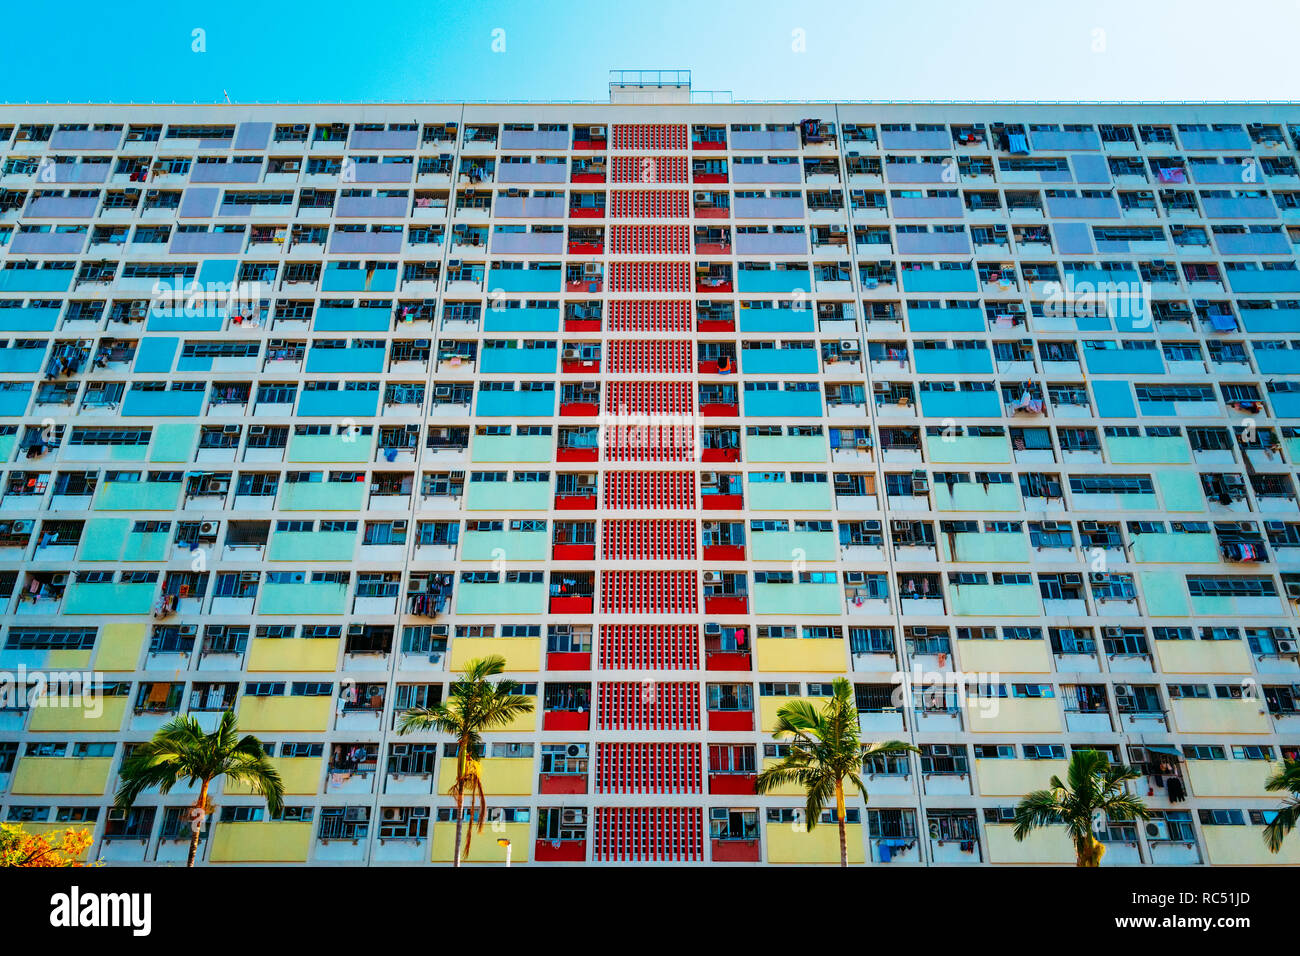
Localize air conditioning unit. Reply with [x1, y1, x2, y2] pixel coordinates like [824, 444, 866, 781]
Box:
[1089, 572, 1108, 584]
[414, 339, 430, 349]
[931, 744, 950, 756]
[1287, 581, 1300, 600]
[566, 744, 585, 757]
[912, 475, 929, 493]
[703, 571, 722, 584]
[580, 381, 598, 391]
[873, 381, 889, 392]
[560, 808, 584, 825]
[1063, 573, 1082, 585]
[1114, 684, 1133, 697]
[392, 520, 407, 532]
[590, 127, 606, 138]
[382, 808, 400, 822]
[198, 521, 219, 537]
[582, 263, 600, 277]
[11, 520, 33, 534]
[1145, 820, 1170, 841]
[240, 572, 259, 583]
[348, 624, 365, 637]
[344, 808, 366, 822]
[704, 623, 722, 636]
[435, 386, 452, 398]
[1277, 639, 1298, 654]
[576, 475, 595, 487]
[447, 259, 462, 269]
[108, 808, 127, 822]
[562, 348, 579, 360]
[701, 472, 719, 485]
[839, 339, 860, 353]
[51, 573, 68, 587]
[694, 192, 710, 203]
[1266, 521, 1287, 533]
[178, 625, 198, 637]
[222, 424, 239, 434]
[249, 425, 266, 435]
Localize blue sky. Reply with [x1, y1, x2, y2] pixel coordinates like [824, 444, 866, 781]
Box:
[6, 0, 1300, 103]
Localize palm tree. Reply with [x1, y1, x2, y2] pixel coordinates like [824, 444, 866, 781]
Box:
[1013, 749, 1150, 867]
[1263, 758, 1300, 854]
[755, 676, 916, 867]
[397, 654, 534, 866]
[115, 710, 283, 867]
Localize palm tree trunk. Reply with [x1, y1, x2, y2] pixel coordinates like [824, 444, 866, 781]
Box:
[187, 780, 209, 868]
[835, 779, 848, 868]
[452, 739, 468, 868]
[1076, 836, 1105, 867]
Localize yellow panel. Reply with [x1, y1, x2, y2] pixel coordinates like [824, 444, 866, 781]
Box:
[759, 757, 804, 797]
[10, 757, 112, 796]
[1171, 699, 1272, 735]
[225, 757, 322, 796]
[431, 821, 531, 863]
[489, 697, 538, 733]
[449, 637, 541, 672]
[755, 638, 847, 672]
[13, 823, 94, 862]
[1154, 640, 1252, 675]
[437, 756, 533, 796]
[27, 697, 128, 733]
[1203, 825, 1300, 865]
[975, 758, 1068, 797]
[246, 638, 341, 673]
[966, 697, 1063, 734]
[209, 821, 312, 863]
[92, 622, 147, 672]
[985, 823, 1074, 864]
[957, 640, 1050, 674]
[759, 695, 802, 732]
[46, 650, 93, 670]
[237, 697, 332, 733]
[765, 821, 865, 864]
[1185, 760, 1277, 799]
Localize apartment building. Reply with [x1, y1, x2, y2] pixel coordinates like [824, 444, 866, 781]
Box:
[1, 78, 1299, 865]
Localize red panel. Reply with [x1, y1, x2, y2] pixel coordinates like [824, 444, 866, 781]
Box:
[704, 595, 749, 615]
[566, 280, 602, 293]
[705, 650, 752, 672]
[544, 710, 591, 731]
[693, 140, 726, 151]
[556, 447, 598, 463]
[701, 493, 744, 511]
[700, 403, 740, 418]
[696, 318, 735, 332]
[562, 359, 600, 374]
[571, 172, 605, 182]
[695, 241, 730, 255]
[549, 596, 593, 614]
[569, 206, 604, 219]
[560, 402, 600, 416]
[552, 543, 595, 560]
[702, 544, 745, 562]
[573, 139, 606, 151]
[567, 241, 604, 254]
[539, 773, 587, 795]
[564, 318, 601, 332]
[554, 495, 597, 510]
[708, 773, 757, 795]
[535, 839, 587, 862]
[546, 651, 591, 671]
[694, 207, 728, 219]
[711, 838, 761, 862]
[701, 447, 740, 463]
[694, 280, 733, 293]
[707, 710, 754, 732]
[692, 172, 727, 183]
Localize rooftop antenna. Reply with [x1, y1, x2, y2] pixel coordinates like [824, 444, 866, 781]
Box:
[223, 90, 231, 103]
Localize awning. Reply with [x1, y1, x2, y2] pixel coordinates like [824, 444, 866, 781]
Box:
[1143, 744, 1183, 758]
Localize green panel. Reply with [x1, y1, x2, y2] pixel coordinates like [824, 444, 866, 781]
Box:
[267, 531, 357, 561]
[1287, 438, 1300, 464]
[940, 532, 1029, 563]
[1106, 436, 1190, 464]
[279, 482, 367, 511]
[455, 582, 547, 615]
[149, 424, 198, 462]
[933, 483, 1021, 511]
[122, 531, 170, 563]
[259, 583, 350, 615]
[0, 432, 17, 463]
[750, 531, 838, 562]
[78, 519, 129, 561]
[465, 482, 552, 511]
[1157, 471, 1204, 512]
[1132, 533, 1218, 563]
[287, 434, 374, 463]
[752, 582, 843, 615]
[1190, 596, 1234, 616]
[461, 530, 549, 561]
[1141, 571, 1189, 617]
[64, 583, 155, 615]
[747, 481, 833, 511]
[95, 482, 183, 512]
[1116, 494, 1159, 510]
[471, 434, 553, 462]
[925, 435, 1011, 464]
[747, 435, 827, 463]
[951, 585, 1040, 617]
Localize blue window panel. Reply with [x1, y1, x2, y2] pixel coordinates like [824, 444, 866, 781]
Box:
[914, 349, 992, 375]
[304, 348, 385, 374]
[900, 268, 977, 293]
[907, 307, 985, 332]
[321, 262, 368, 292]
[736, 269, 811, 294]
[0, 349, 45, 374]
[178, 187, 220, 218]
[740, 348, 820, 375]
[1082, 347, 1164, 375]
[146, 312, 226, 332]
[198, 259, 238, 286]
[1242, 309, 1300, 333]
[743, 389, 824, 417]
[1092, 380, 1136, 418]
[314, 307, 392, 332]
[297, 390, 379, 417]
[1202, 197, 1276, 219]
[1071, 154, 1111, 183]
[0, 269, 74, 293]
[738, 308, 814, 333]
[1227, 271, 1300, 294]
[918, 389, 1001, 418]
[1271, 392, 1300, 418]
[233, 122, 273, 149]
[0, 307, 60, 332]
[1255, 350, 1300, 374]
[480, 347, 557, 375]
[1046, 196, 1120, 219]
[121, 390, 205, 417]
[0, 384, 32, 416]
[482, 306, 559, 333]
[486, 269, 562, 293]
[476, 389, 555, 417]
[1053, 222, 1094, 255]
[134, 337, 180, 373]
